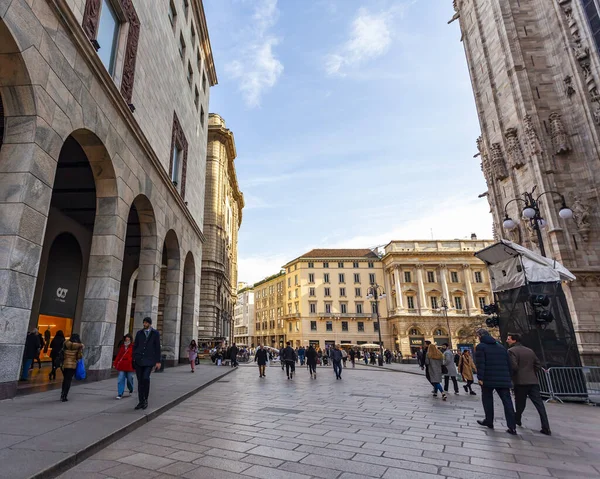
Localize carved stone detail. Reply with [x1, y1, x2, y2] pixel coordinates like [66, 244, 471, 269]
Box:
[523, 115, 542, 156]
[82, 0, 101, 41]
[549, 112, 572, 154]
[564, 75, 576, 97]
[522, 219, 539, 246]
[573, 41, 589, 61]
[490, 143, 508, 180]
[477, 136, 493, 185]
[169, 112, 189, 199]
[448, 0, 460, 24]
[504, 223, 522, 245]
[120, 0, 140, 104]
[504, 128, 525, 169]
[572, 195, 592, 242]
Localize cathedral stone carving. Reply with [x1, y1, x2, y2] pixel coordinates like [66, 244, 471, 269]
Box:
[572, 195, 592, 242]
[477, 136, 493, 185]
[523, 115, 542, 156]
[549, 112, 572, 154]
[490, 143, 508, 180]
[504, 128, 525, 169]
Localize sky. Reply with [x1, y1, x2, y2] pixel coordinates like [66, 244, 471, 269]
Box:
[203, 0, 494, 285]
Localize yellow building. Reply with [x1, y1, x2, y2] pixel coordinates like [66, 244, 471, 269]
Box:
[281, 249, 392, 350]
[253, 271, 287, 349]
[381, 237, 494, 356]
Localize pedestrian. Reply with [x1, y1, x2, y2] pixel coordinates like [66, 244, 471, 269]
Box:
[458, 350, 477, 395]
[419, 341, 435, 394]
[133, 317, 162, 410]
[230, 342, 239, 367]
[113, 333, 135, 399]
[255, 344, 268, 377]
[34, 330, 44, 370]
[282, 341, 297, 379]
[442, 343, 459, 395]
[20, 329, 40, 381]
[507, 333, 551, 435]
[425, 343, 447, 400]
[187, 340, 198, 372]
[49, 330, 65, 380]
[298, 345, 306, 366]
[349, 348, 356, 368]
[306, 344, 317, 379]
[474, 329, 517, 435]
[331, 344, 343, 380]
[61, 333, 84, 402]
[364, 351, 369, 365]
[341, 348, 348, 368]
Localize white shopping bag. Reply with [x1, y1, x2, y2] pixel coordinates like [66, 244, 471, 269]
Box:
[217, 359, 222, 366]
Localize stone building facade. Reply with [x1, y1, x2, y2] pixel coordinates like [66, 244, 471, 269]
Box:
[198, 114, 243, 346]
[382, 239, 494, 356]
[253, 271, 287, 349]
[233, 283, 254, 347]
[453, 0, 600, 364]
[0, 0, 216, 398]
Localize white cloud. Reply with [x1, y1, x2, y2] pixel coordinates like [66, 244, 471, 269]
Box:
[238, 253, 289, 285]
[225, 0, 283, 108]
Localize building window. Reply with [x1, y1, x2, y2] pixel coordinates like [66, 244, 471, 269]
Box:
[309, 273, 315, 283]
[97, 0, 120, 75]
[288, 291, 291, 300]
[341, 303, 347, 313]
[479, 297, 487, 309]
[325, 303, 332, 313]
[369, 273, 376, 284]
[295, 264, 297, 270]
[454, 296, 463, 310]
[289, 322, 292, 332]
[340, 287, 346, 297]
[355, 287, 361, 297]
[326, 321, 333, 331]
[358, 322, 364, 332]
[404, 271, 411, 283]
[169, 113, 188, 196]
[431, 296, 438, 309]
[187, 61, 193, 87]
[171, 144, 182, 184]
[338, 262, 344, 268]
[371, 302, 378, 314]
[427, 271, 435, 283]
[309, 287, 315, 297]
[308, 262, 314, 268]
[474, 271, 483, 283]
[294, 302, 299, 313]
[183, 0, 189, 17]
[311, 321, 317, 331]
[354, 273, 360, 283]
[353, 262, 359, 268]
[197, 49, 202, 71]
[323, 262, 329, 268]
[168, 0, 177, 26]
[339, 273, 345, 283]
[407, 296, 415, 309]
[324, 287, 331, 297]
[179, 32, 186, 59]
[356, 303, 363, 314]
[342, 321, 348, 331]
[310, 303, 316, 313]
[288, 277, 291, 287]
[190, 21, 196, 45]
[450, 271, 459, 283]
[200, 105, 205, 127]
[324, 273, 330, 283]
[368, 262, 374, 268]
[202, 71, 207, 92]
[582, 0, 600, 54]
[288, 304, 292, 314]
[294, 274, 298, 285]
[374, 322, 379, 332]
[294, 289, 298, 298]
[194, 86, 199, 109]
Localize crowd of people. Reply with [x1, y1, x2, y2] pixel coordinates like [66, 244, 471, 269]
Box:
[417, 328, 551, 436]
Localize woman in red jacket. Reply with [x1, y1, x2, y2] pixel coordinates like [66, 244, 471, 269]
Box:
[113, 334, 135, 399]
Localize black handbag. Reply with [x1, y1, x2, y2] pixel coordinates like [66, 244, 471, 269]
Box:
[441, 365, 449, 375]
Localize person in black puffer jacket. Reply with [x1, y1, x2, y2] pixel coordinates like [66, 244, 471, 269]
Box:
[474, 329, 517, 435]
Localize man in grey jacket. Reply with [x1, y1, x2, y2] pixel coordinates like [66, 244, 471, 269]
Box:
[507, 333, 551, 435]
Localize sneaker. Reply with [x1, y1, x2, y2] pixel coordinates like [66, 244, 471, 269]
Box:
[506, 428, 517, 435]
[454, 392, 460, 395]
[116, 395, 122, 400]
[477, 420, 494, 429]
[442, 393, 447, 401]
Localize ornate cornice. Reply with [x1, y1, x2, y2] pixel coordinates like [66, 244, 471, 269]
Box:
[192, 0, 218, 86]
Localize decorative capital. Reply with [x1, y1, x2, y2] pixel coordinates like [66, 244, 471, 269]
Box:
[415, 264, 423, 269]
[462, 264, 471, 270]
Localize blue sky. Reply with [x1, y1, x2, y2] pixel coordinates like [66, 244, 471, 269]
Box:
[203, 0, 493, 284]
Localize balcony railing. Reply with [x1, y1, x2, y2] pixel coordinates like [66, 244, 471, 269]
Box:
[317, 312, 374, 319]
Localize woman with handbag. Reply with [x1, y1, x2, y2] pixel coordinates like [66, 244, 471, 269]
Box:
[187, 340, 198, 373]
[61, 334, 84, 402]
[113, 334, 135, 399]
[459, 350, 477, 395]
[49, 330, 65, 380]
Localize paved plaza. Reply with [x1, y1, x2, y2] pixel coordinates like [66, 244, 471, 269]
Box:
[57, 364, 600, 479]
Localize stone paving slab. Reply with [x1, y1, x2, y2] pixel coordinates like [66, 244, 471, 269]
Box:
[58, 363, 600, 479]
[0, 365, 235, 479]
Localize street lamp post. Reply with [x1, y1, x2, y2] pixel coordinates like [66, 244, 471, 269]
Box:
[366, 283, 386, 364]
[502, 186, 574, 257]
[440, 297, 452, 349]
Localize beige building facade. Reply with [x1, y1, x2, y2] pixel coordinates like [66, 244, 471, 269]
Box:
[233, 283, 254, 347]
[0, 0, 216, 397]
[253, 271, 286, 349]
[199, 114, 243, 345]
[382, 239, 494, 356]
[281, 250, 392, 350]
[454, 0, 600, 364]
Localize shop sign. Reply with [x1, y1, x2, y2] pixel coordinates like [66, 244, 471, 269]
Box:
[410, 337, 424, 346]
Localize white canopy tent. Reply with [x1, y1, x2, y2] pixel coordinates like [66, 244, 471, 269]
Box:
[475, 240, 575, 293]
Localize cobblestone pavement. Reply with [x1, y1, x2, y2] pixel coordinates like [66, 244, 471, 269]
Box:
[59, 364, 600, 478]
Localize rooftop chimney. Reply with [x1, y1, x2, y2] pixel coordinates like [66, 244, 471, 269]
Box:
[471, 233, 477, 240]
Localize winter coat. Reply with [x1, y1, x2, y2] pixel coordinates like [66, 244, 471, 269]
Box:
[113, 343, 135, 372]
[425, 356, 443, 383]
[254, 348, 268, 366]
[63, 340, 83, 370]
[298, 347, 306, 358]
[474, 334, 513, 388]
[306, 347, 317, 366]
[349, 349, 356, 360]
[330, 349, 343, 362]
[458, 354, 476, 381]
[187, 346, 198, 362]
[133, 328, 162, 367]
[49, 336, 65, 360]
[508, 343, 541, 386]
[282, 346, 296, 362]
[23, 332, 40, 360]
[443, 350, 458, 377]
[230, 346, 239, 360]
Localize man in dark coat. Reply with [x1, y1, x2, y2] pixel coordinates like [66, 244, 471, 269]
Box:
[133, 317, 162, 410]
[282, 342, 297, 379]
[306, 345, 318, 378]
[349, 348, 356, 368]
[474, 329, 517, 435]
[230, 343, 239, 368]
[331, 345, 343, 380]
[507, 333, 551, 435]
[254, 345, 268, 377]
[20, 329, 40, 381]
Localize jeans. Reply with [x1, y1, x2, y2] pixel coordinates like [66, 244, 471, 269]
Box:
[481, 386, 516, 430]
[21, 359, 33, 380]
[117, 371, 135, 396]
[135, 365, 153, 403]
[285, 360, 295, 377]
[444, 375, 459, 393]
[62, 368, 76, 397]
[333, 360, 342, 378]
[432, 382, 444, 394]
[514, 384, 550, 430]
[299, 356, 305, 366]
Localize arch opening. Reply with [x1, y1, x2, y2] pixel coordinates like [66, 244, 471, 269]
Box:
[158, 230, 181, 365]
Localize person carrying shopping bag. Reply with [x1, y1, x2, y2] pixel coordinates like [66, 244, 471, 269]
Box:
[113, 334, 135, 399]
[61, 334, 84, 402]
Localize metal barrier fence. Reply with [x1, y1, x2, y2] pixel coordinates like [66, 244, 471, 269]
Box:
[536, 366, 600, 403]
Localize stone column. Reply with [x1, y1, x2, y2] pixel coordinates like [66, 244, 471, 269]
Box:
[383, 267, 394, 312]
[162, 254, 183, 366]
[463, 264, 476, 312]
[415, 264, 427, 312]
[439, 264, 450, 305]
[134, 230, 161, 331]
[394, 266, 404, 310]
